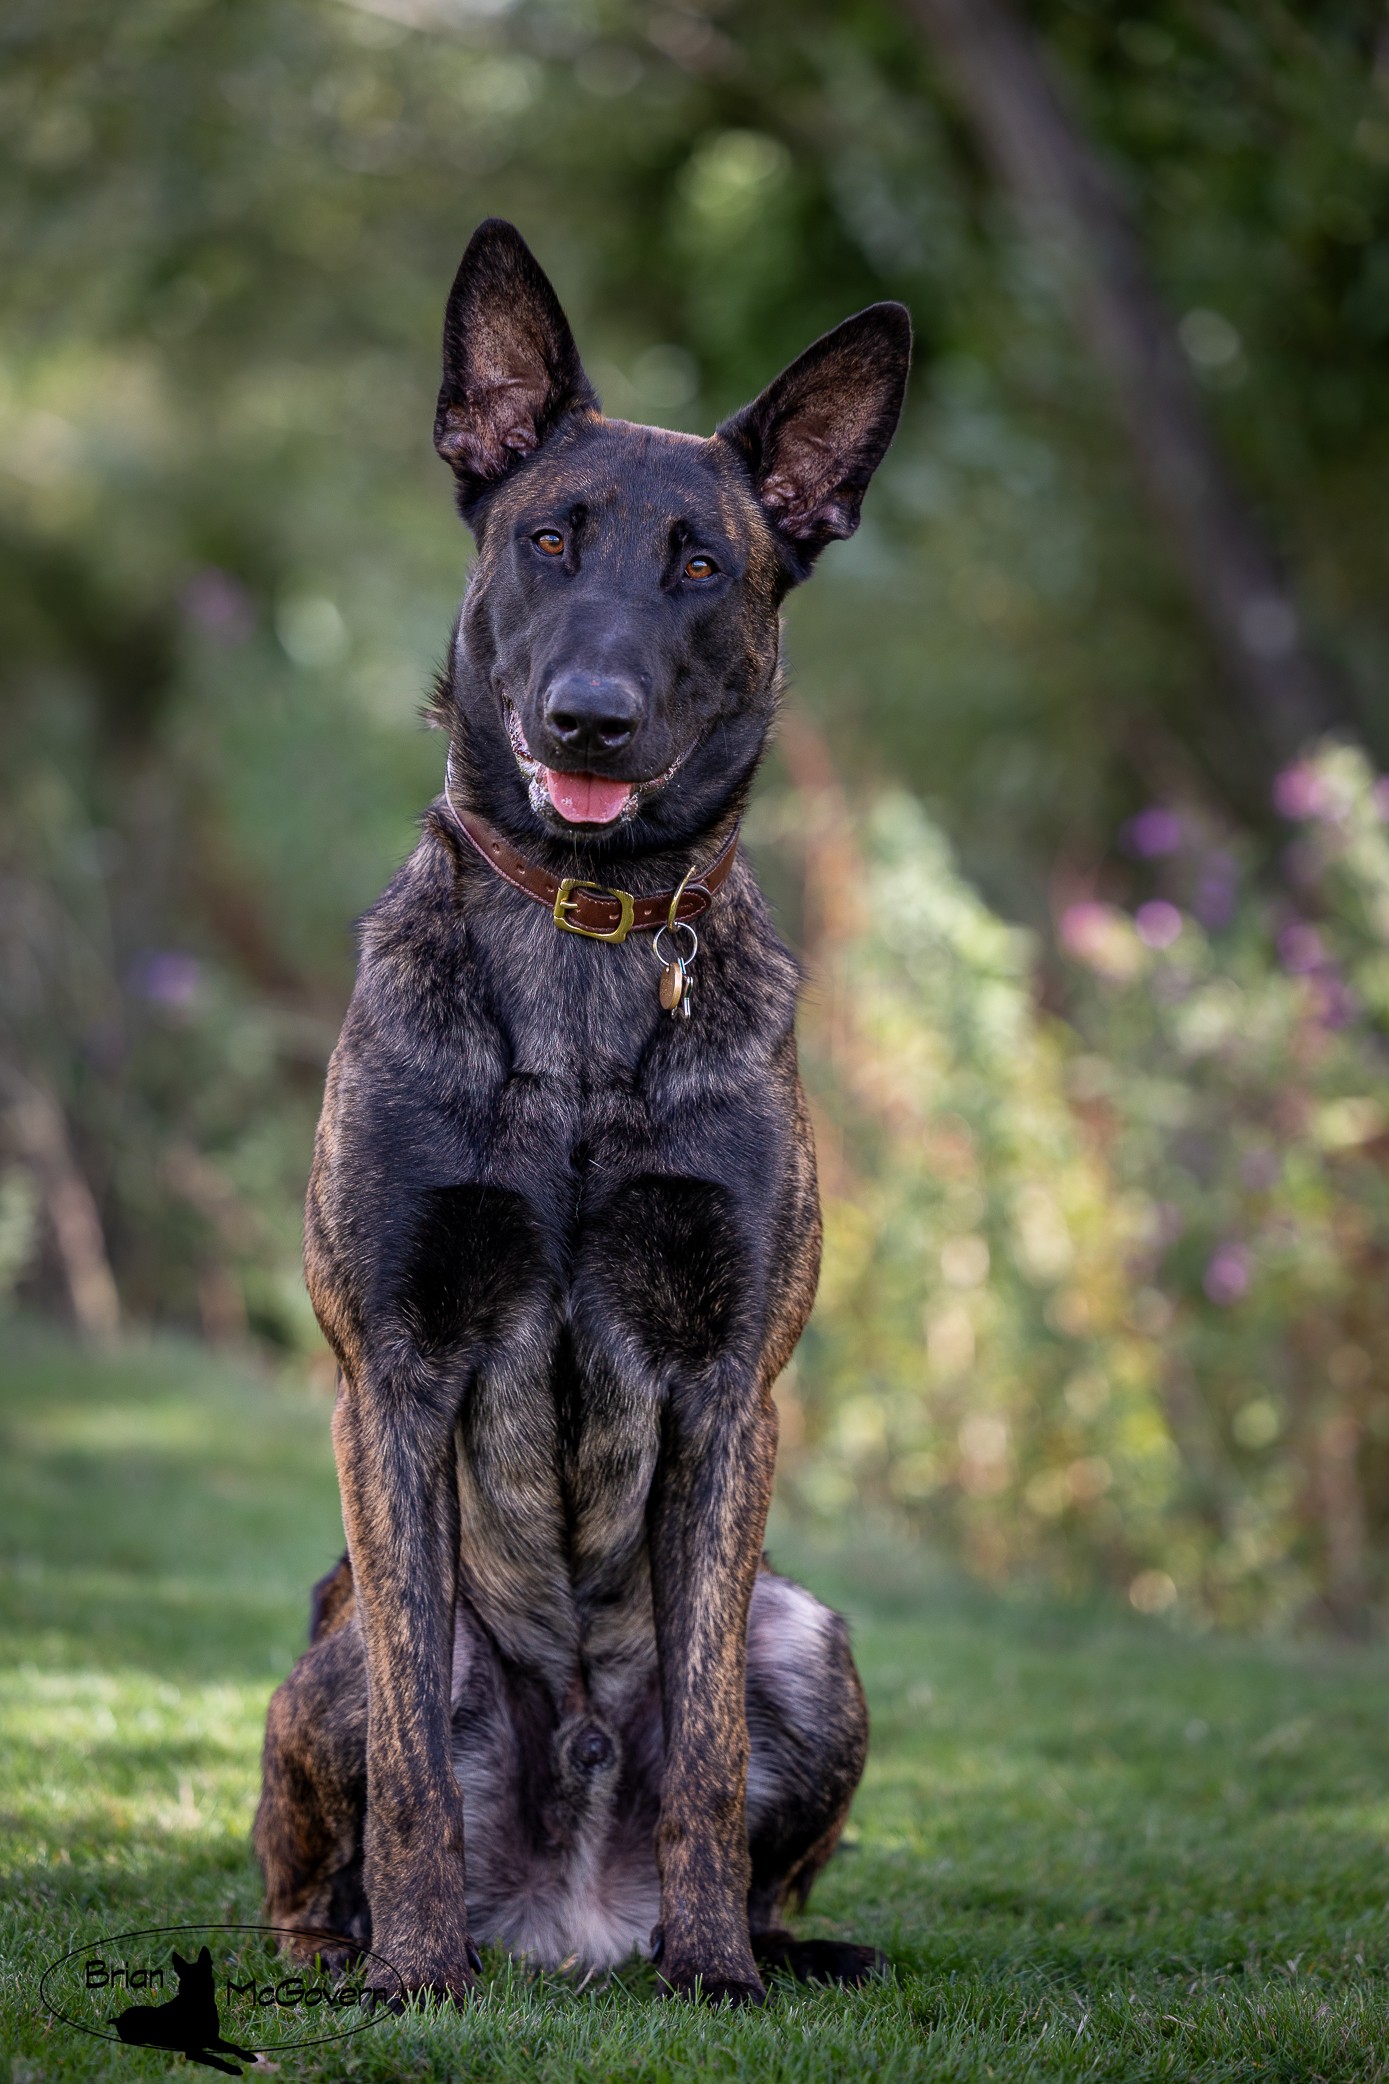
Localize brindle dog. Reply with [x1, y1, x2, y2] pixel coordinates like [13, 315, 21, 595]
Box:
[254, 218, 911, 2008]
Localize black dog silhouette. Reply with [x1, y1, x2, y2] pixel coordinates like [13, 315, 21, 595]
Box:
[113, 1946, 258, 2076]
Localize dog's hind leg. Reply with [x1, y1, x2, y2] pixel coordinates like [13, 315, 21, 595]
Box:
[743, 1569, 885, 1987]
[255, 1602, 370, 1964]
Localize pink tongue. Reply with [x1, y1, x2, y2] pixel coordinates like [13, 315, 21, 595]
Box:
[543, 770, 635, 825]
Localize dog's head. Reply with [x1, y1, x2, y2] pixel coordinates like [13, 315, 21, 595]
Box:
[434, 218, 910, 854]
[171, 1946, 213, 1991]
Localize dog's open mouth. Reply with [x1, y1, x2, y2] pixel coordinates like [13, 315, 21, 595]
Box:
[542, 771, 634, 825]
[503, 701, 686, 827]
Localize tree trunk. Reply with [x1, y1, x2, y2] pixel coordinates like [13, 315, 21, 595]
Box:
[2, 1068, 121, 1343]
[900, 0, 1347, 760]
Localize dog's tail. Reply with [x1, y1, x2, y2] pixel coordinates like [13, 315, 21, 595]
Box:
[308, 1552, 355, 1644]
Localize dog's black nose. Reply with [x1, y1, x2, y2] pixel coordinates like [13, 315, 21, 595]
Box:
[543, 673, 644, 757]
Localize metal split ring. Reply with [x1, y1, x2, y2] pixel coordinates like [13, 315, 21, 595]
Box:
[653, 921, 699, 969]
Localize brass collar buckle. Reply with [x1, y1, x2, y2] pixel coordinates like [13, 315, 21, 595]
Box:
[553, 877, 636, 943]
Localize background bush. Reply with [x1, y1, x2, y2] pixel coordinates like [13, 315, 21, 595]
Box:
[768, 741, 1389, 1628]
[5, 0, 1389, 1628]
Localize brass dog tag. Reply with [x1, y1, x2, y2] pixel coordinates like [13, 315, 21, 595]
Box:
[655, 878, 697, 1019]
[659, 957, 685, 1013]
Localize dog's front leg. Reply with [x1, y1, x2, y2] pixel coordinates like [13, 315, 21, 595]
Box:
[332, 1362, 475, 2002]
[649, 1381, 777, 2005]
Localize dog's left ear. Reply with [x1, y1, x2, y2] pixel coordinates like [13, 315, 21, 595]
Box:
[717, 303, 911, 579]
[434, 218, 598, 513]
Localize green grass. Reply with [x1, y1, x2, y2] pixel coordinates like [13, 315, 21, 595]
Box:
[2, 1326, 1388, 2081]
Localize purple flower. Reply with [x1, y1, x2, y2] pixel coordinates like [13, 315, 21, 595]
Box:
[1204, 1243, 1250, 1306]
[131, 951, 202, 1006]
[1273, 763, 1327, 821]
[1123, 806, 1183, 858]
[1277, 921, 1325, 974]
[1193, 852, 1238, 930]
[180, 568, 255, 645]
[1374, 777, 1389, 823]
[1135, 899, 1183, 949]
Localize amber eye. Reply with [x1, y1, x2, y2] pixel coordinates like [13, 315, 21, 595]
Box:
[533, 529, 565, 557]
[684, 553, 718, 580]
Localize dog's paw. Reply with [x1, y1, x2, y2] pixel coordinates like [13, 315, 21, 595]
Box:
[368, 1964, 475, 2011]
[753, 1934, 887, 1987]
[365, 1927, 479, 2009]
[278, 1926, 369, 1981]
[658, 1963, 767, 2008]
[358, 1977, 406, 2017]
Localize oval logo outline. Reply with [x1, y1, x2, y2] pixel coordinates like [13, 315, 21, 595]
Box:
[39, 1921, 405, 2051]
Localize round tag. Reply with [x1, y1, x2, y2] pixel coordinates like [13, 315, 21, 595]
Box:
[659, 958, 685, 1012]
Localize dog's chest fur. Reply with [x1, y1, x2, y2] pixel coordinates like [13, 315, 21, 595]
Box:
[314, 827, 801, 1704]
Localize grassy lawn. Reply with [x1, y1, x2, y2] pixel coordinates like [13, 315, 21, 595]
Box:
[2, 1325, 1388, 2081]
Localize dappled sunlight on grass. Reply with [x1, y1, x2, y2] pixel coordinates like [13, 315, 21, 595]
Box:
[12, 1400, 230, 1455]
[0, 1662, 269, 1900]
[3, 1327, 1389, 2078]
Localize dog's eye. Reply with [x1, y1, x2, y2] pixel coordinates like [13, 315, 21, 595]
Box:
[533, 530, 565, 557]
[684, 554, 718, 580]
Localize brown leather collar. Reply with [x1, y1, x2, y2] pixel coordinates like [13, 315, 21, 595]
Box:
[440, 794, 739, 945]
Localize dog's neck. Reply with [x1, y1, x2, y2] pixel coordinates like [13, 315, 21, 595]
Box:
[439, 719, 756, 895]
[439, 773, 741, 944]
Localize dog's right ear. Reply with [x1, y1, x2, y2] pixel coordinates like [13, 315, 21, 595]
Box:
[434, 219, 598, 516]
[716, 303, 911, 582]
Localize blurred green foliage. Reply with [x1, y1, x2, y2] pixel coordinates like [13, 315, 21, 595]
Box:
[5, 0, 1389, 1623]
[766, 743, 1389, 1629]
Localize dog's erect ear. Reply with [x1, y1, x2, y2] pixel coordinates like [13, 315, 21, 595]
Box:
[716, 304, 911, 578]
[197, 1947, 212, 1969]
[434, 219, 597, 508]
